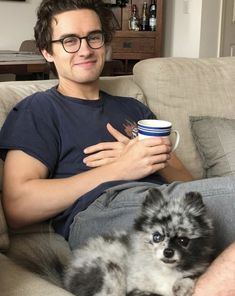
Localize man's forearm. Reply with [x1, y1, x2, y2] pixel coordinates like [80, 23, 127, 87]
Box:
[3, 161, 124, 229]
[159, 153, 193, 183]
[193, 242, 235, 296]
[3, 138, 171, 229]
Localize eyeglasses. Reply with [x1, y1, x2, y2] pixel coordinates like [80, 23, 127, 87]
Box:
[51, 30, 105, 53]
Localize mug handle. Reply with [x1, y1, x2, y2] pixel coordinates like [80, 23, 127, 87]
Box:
[171, 130, 180, 152]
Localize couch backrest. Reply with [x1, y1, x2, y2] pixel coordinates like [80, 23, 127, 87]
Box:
[133, 57, 235, 179]
[0, 76, 145, 251]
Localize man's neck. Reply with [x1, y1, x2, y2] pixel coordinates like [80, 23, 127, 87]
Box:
[57, 79, 100, 100]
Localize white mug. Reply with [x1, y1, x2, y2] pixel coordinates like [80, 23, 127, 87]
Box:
[138, 119, 180, 152]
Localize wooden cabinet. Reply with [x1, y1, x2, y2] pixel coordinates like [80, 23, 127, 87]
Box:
[110, 0, 163, 74]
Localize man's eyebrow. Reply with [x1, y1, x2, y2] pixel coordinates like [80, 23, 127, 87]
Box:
[56, 33, 77, 40]
[56, 30, 103, 40]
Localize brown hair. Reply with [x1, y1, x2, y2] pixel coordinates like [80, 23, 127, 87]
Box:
[34, 0, 115, 53]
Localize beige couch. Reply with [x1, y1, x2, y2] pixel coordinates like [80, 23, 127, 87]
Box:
[0, 57, 235, 295]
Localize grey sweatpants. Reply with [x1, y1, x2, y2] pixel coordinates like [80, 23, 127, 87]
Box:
[68, 176, 235, 253]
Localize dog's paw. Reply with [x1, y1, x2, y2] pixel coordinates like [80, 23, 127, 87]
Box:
[173, 278, 195, 296]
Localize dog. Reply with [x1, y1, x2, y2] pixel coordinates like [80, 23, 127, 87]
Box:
[64, 188, 215, 296]
[9, 188, 215, 296]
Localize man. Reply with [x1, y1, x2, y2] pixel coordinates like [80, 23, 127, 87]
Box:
[0, 1, 235, 294]
[0, 0, 193, 245]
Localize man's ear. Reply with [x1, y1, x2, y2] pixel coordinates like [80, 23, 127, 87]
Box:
[41, 49, 54, 63]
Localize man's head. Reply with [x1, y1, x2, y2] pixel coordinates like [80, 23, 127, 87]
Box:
[34, 0, 115, 54]
[34, 0, 115, 92]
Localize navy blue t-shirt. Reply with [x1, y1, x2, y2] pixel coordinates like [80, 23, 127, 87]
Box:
[0, 87, 163, 238]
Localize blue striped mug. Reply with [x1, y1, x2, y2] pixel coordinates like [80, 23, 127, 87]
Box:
[138, 119, 180, 152]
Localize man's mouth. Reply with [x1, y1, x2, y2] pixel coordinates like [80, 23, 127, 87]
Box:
[74, 60, 96, 68]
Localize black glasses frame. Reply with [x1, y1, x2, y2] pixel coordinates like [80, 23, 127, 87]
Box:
[51, 30, 105, 53]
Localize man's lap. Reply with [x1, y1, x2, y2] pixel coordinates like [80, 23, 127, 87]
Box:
[68, 176, 235, 251]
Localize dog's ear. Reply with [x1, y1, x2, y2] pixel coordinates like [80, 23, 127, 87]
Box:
[134, 188, 166, 231]
[184, 191, 206, 216]
[143, 188, 165, 210]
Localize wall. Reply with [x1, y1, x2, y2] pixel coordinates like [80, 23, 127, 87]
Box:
[164, 0, 223, 58]
[0, 0, 41, 50]
[0, 0, 223, 57]
[199, 0, 223, 57]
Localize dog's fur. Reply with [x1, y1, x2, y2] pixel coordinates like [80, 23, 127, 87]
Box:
[9, 189, 215, 296]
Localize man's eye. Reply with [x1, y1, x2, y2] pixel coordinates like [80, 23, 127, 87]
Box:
[64, 37, 78, 45]
[88, 34, 101, 42]
[177, 237, 190, 247]
[152, 231, 164, 243]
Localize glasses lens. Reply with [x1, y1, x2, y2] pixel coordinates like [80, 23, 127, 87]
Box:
[87, 32, 104, 49]
[63, 36, 80, 53]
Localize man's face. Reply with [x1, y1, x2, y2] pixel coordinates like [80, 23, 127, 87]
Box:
[43, 9, 106, 86]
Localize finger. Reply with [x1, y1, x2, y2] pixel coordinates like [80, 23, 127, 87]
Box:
[148, 143, 172, 155]
[83, 150, 117, 163]
[107, 123, 130, 144]
[150, 153, 171, 164]
[84, 157, 114, 167]
[84, 142, 123, 154]
[151, 162, 168, 173]
[139, 137, 172, 148]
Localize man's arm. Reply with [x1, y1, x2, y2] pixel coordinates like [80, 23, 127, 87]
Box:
[84, 123, 193, 182]
[3, 136, 170, 229]
[158, 153, 193, 182]
[193, 241, 235, 296]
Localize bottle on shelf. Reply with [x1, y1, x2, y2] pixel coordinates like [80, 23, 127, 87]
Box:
[140, 1, 148, 31]
[148, 0, 156, 31]
[128, 4, 140, 31]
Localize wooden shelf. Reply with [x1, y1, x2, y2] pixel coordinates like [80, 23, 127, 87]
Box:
[114, 31, 156, 38]
[110, 0, 163, 75]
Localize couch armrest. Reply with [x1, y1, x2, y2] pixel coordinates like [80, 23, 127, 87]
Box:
[0, 253, 73, 296]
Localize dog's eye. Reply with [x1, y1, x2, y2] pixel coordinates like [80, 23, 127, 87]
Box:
[152, 232, 164, 243]
[177, 237, 190, 247]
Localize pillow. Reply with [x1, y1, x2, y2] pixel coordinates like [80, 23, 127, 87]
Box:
[190, 116, 235, 178]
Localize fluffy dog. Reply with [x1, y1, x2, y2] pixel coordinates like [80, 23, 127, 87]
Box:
[9, 188, 215, 296]
[64, 189, 215, 296]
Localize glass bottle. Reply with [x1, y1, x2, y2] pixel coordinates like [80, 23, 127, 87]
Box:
[140, 1, 148, 31]
[149, 0, 156, 31]
[129, 4, 140, 31]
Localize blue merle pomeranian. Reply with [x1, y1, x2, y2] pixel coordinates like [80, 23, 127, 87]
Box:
[9, 189, 215, 296]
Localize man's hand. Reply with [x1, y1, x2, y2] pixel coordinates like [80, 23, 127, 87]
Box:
[116, 136, 172, 180]
[83, 123, 129, 167]
[84, 122, 172, 180]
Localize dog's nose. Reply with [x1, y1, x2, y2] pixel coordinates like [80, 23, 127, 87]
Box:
[164, 248, 174, 258]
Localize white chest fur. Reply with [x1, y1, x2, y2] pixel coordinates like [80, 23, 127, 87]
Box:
[126, 251, 184, 296]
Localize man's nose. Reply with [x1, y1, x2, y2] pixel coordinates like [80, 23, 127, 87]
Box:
[78, 38, 92, 54]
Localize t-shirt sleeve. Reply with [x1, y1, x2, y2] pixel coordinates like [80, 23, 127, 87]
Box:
[0, 102, 59, 176]
[134, 99, 157, 120]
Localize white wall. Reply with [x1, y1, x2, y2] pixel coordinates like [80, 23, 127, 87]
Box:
[0, 0, 41, 50]
[0, 0, 223, 57]
[199, 0, 223, 57]
[164, 0, 223, 58]
[173, 0, 203, 57]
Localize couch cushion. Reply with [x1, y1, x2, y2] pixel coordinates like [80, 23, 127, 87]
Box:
[133, 57, 235, 179]
[99, 76, 146, 104]
[190, 116, 235, 178]
[0, 192, 9, 252]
